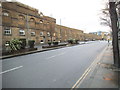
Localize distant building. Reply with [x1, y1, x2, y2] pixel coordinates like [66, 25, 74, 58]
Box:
[89, 31, 111, 40]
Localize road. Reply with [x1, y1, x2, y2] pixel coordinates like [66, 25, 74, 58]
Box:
[2, 41, 107, 88]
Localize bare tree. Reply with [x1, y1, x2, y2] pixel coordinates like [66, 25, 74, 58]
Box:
[109, 1, 120, 68]
[100, 1, 120, 67]
[100, 3, 112, 28]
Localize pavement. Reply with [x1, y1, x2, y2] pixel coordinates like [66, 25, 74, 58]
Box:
[75, 43, 120, 88]
[0, 41, 95, 59]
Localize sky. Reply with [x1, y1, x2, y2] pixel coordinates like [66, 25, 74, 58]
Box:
[7, 0, 110, 33]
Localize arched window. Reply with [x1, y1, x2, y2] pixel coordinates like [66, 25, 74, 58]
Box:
[40, 20, 43, 24]
[19, 15, 25, 20]
[40, 12, 44, 17]
[2, 11, 9, 16]
[47, 22, 49, 24]
[30, 18, 35, 22]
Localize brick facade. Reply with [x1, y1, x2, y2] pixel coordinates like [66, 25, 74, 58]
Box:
[1, 2, 56, 49]
[1, 1, 102, 51]
[55, 25, 84, 42]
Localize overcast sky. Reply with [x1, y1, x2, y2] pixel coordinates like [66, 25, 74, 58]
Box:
[7, 0, 110, 33]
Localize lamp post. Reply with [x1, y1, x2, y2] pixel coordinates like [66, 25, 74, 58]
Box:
[60, 19, 62, 42]
[26, 14, 30, 46]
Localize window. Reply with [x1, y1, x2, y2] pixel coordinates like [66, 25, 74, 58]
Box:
[53, 33, 56, 36]
[4, 27, 11, 35]
[47, 22, 49, 24]
[5, 41, 10, 47]
[30, 18, 35, 22]
[47, 32, 50, 37]
[40, 12, 44, 17]
[19, 29, 25, 36]
[31, 32, 35, 36]
[0, 3, 1, 7]
[19, 15, 25, 20]
[40, 32, 43, 36]
[40, 20, 43, 24]
[2, 12, 9, 16]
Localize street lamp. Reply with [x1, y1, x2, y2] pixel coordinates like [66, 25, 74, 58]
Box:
[60, 19, 62, 42]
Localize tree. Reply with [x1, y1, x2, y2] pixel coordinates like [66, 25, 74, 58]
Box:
[100, 1, 120, 67]
[109, 1, 120, 68]
[100, 3, 112, 28]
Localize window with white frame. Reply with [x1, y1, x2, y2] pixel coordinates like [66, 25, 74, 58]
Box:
[4, 27, 11, 35]
[40, 32, 43, 36]
[31, 32, 35, 36]
[19, 29, 25, 36]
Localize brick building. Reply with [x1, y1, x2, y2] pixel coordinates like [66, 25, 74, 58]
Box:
[89, 31, 111, 40]
[1, 1, 56, 50]
[0, 1, 102, 51]
[55, 25, 84, 42]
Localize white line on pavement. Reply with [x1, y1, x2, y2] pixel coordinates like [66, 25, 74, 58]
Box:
[46, 52, 66, 59]
[0, 66, 23, 75]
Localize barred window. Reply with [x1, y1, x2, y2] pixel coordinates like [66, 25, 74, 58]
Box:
[4, 27, 11, 35]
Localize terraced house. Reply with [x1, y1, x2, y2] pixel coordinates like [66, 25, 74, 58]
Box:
[55, 25, 85, 42]
[1, 1, 56, 50]
[0, 1, 102, 51]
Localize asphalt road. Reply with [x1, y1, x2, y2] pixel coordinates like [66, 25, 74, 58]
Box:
[2, 41, 107, 88]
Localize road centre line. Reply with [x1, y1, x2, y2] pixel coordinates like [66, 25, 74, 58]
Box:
[71, 45, 107, 89]
[0, 66, 23, 75]
[46, 52, 66, 59]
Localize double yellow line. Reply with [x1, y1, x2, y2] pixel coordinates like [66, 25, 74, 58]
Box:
[71, 45, 107, 89]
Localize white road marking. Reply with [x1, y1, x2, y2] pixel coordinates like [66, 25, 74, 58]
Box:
[46, 52, 66, 59]
[0, 66, 23, 75]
